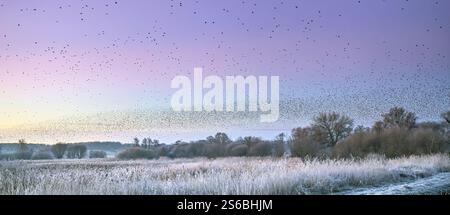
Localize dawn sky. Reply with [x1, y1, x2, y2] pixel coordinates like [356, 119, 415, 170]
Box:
[0, 0, 449, 143]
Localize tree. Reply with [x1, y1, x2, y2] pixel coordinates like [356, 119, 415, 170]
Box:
[153, 139, 160, 146]
[442, 111, 450, 124]
[51, 143, 68, 159]
[274, 133, 289, 157]
[133, 137, 140, 147]
[18, 139, 28, 153]
[207, 132, 231, 144]
[354, 125, 370, 134]
[291, 127, 321, 157]
[312, 112, 354, 147]
[66, 144, 87, 159]
[382, 107, 416, 129]
[372, 121, 384, 134]
[243, 136, 261, 147]
[142, 138, 148, 149]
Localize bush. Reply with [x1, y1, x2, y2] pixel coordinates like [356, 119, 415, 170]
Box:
[157, 145, 170, 157]
[31, 150, 54, 160]
[51, 143, 67, 159]
[0, 154, 16, 161]
[248, 142, 272, 157]
[204, 143, 227, 158]
[89, 150, 107, 158]
[116, 147, 158, 160]
[291, 127, 322, 158]
[334, 128, 446, 158]
[14, 151, 33, 160]
[66, 144, 87, 159]
[227, 144, 248, 157]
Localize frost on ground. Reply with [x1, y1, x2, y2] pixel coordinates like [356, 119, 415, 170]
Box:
[0, 154, 449, 195]
[338, 172, 450, 195]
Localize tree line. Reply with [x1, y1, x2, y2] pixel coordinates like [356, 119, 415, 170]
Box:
[1, 107, 448, 160]
[118, 107, 450, 159]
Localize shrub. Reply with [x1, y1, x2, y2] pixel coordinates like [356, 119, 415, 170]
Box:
[334, 127, 446, 158]
[116, 147, 158, 160]
[168, 144, 199, 158]
[31, 150, 54, 160]
[291, 127, 322, 158]
[66, 144, 87, 159]
[204, 143, 227, 158]
[51, 143, 67, 159]
[408, 128, 445, 155]
[89, 150, 107, 158]
[14, 151, 33, 160]
[227, 144, 248, 157]
[157, 145, 170, 157]
[0, 154, 16, 161]
[248, 142, 272, 157]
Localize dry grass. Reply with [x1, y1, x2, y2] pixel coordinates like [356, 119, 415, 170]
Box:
[0, 154, 449, 195]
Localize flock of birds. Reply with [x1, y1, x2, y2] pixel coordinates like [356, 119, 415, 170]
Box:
[0, 0, 448, 142]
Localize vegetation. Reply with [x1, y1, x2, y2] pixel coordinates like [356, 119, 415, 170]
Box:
[66, 144, 87, 159]
[116, 147, 158, 160]
[89, 150, 107, 158]
[51, 143, 68, 159]
[0, 107, 448, 161]
[0, 154, 448, 194]
[312, 112, 354, 147]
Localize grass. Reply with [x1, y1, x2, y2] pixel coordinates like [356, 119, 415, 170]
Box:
[0, 154, 449, 195]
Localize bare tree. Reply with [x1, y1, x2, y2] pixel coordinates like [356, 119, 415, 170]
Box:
[312, 112, 354, 147]
[382, 107, 416, 129]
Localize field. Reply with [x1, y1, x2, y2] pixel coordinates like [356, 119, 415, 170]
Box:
[0, 154, 449, 195]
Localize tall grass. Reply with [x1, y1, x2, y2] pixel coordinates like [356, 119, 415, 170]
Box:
[0, 154, 448, 195]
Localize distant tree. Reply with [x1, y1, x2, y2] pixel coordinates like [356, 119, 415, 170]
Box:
[274, 133, 288, 157]
[275, 133, 285, 142]
[382, 107, 417, 129]
[66, 145, 87, 159]
[291, 127, 321, 157]
[206, 133, 231, 145]
[214, 132, 231, 144]
[15, 139, 32, 159]
[354, 125, 370, 134]
[142, 138, 148, 149]
[17, 139, 28, 153]
[89, 150, 107, 158]
[312, 112, 354, 147]
[51, 143, 68, 159]
[243, 136, 262, 147]
[442, 111, 450, 124]
[153, 139, 160, 146]
[133, 137, 140, 147]
[372, 121, 384, 134]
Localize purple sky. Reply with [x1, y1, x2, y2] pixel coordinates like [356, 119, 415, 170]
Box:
[0, 0, 449, 143]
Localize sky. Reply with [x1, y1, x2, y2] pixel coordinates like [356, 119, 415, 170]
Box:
[0, 0, 449, 143]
